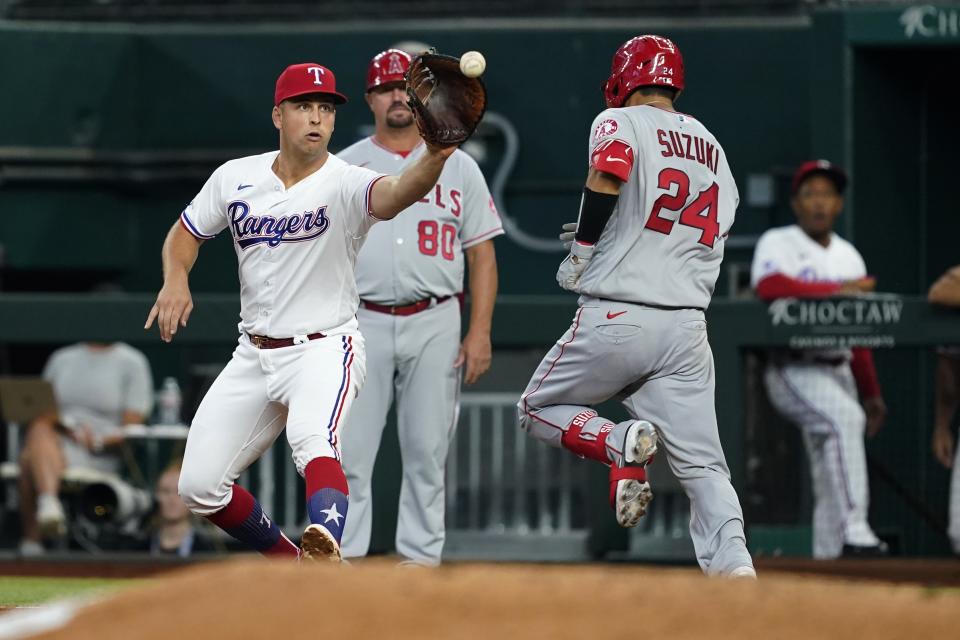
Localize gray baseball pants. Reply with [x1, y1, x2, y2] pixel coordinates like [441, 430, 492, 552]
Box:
[340, 299, 461, 565]
[517, 297, 754, 575]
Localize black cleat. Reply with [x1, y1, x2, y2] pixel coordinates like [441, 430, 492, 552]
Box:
[841, 541, 890, 558]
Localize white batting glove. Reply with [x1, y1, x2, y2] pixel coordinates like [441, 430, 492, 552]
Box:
[556, 241, 595, 292]
[559, 222, 578, 250]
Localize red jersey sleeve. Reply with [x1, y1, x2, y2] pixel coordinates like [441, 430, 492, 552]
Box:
[755, 273, 843, 302]
[850, 348, 882, 399]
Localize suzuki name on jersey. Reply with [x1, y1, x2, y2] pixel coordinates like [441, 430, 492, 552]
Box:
[656, 129, 719, 174]
[228, 200, 329, 249]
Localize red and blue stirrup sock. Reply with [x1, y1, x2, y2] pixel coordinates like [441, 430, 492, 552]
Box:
[304, 456, 350, 544]
[206, 484, 299, 558]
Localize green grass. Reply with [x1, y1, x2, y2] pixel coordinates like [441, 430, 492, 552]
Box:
[0, 577, 142, 606]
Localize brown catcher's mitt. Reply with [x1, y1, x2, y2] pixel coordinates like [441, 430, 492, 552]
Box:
[405, 52, 487, 148]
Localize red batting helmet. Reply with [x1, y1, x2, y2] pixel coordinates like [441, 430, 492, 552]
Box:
[366, 49, 412, 91]
[602, 35, 685, 108]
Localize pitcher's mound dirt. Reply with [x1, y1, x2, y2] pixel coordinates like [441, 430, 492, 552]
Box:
[35, 559, 960, 639]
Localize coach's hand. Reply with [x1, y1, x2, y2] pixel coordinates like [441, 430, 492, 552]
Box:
[839, 277, 876, 294]
[863, 395, 887, 438]
[455, 330, 492, 385]
[144, 275, 194, 343]
[933, 426, 955, 468]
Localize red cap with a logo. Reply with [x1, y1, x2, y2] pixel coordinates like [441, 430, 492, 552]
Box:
[274, 63, 348, 106]
[791, 159, 848, 196]
[366, 49, 412, 91]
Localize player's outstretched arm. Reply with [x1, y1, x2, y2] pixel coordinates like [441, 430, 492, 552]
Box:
[144, 222, 203, 343]
[369, 144, 456, 220]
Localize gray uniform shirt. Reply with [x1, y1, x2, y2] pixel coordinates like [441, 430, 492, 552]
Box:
[43, 343, 154, 472]
[338, 139, 503, 305]
[577, 105, 738, 309]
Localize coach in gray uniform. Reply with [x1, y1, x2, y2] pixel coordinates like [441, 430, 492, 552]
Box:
[339, 49, 503, 565]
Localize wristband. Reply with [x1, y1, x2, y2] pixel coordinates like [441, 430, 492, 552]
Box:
[574, 188, 619, 245]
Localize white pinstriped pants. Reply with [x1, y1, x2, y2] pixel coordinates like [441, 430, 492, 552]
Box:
[764, 361, 881, 559]
[950, 443, 960, 554]
[179, 333, 366, 516]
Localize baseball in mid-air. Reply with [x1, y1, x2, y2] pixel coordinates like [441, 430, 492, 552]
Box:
[459, 51, 486, 78]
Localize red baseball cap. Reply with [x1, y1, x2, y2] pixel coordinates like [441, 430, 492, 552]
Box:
[791, 159, 848, 196]
[274, 63, 348, 106]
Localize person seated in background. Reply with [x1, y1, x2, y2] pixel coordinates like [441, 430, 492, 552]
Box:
[18, 341, 153, 556]
[750, 160, 889, 559]
[133, 462, 213, 557]
[928, 266, 960, 555]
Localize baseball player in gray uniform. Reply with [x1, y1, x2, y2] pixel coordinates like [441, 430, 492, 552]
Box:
[144, 61, 461, 563]
[339, 49, 503, 566]
[518, 35, 755, 577]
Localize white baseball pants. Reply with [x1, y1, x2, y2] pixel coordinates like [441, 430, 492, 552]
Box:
[763, 361, 880, 559]
[949, 441, 960, 554]
[179, 332, 366, 516]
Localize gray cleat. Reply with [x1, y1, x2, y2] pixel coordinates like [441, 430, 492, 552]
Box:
[613, 420, 659, 528]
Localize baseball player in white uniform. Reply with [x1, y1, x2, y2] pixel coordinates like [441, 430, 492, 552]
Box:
[929, 267, 960, 554]
[144, 62, 460, 562]
[338, 49, 503, 566]
[517, 35, 755, 577]
[751, 160, 889, 559]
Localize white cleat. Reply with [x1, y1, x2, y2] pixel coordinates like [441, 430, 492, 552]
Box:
[37, 494, 67, 539]
[300, 524, 342, 564]
[729, 566, 758, 579]
[18, 539, 45, 558]
[615, 478, 654, 528]
[614, 420, 659, 528]
[624, 420, 659, 465]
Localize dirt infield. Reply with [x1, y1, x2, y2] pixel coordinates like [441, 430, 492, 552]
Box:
[22, 559, 960, 640]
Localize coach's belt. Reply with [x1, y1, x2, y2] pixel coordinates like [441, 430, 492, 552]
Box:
[246, 331, 325, 349]
[360, 295, 454, 316]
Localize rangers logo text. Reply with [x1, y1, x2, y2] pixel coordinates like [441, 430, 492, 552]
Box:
[228, 200, 330, 249]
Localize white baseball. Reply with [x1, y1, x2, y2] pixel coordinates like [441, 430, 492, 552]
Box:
[460, 51, 486, 78]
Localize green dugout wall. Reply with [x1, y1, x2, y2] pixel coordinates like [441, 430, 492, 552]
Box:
[0, 16, 811, 293]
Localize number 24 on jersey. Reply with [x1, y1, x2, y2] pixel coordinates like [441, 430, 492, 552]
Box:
[645, 168, 720, 248]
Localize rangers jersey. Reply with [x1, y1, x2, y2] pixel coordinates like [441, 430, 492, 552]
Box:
[180, 150, 383, 337]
